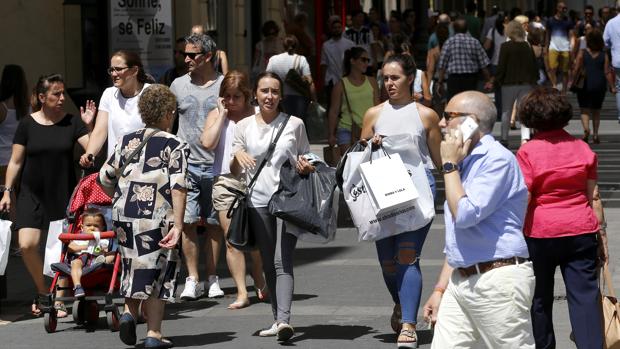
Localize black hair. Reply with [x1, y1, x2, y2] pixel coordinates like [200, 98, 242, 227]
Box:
[283, 35, 299, 54]
[253, 72, 284, 112]
[261, 20, 280, 37]
[466, 1, 477, 13]
[495, 13, 506, 35]
[31, 73, 64, 112]
[343, 47, 368, 76]
[383, 53, 417, 84]
[0, 64, 29, 119]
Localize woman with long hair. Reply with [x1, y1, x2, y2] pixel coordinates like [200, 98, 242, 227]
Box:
[362, 54, 442, 348]
[266, 35, 317, 121]
[200, 71, 267, 309]
[0, 65, 29, 182]
[328, 46, 379, 156]
[79, 50, 151, 167]
[230, 72, 314, 342]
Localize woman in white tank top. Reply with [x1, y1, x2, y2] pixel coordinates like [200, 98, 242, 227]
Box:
[200, 71, 267, 309]
[361, 54, 443, 348]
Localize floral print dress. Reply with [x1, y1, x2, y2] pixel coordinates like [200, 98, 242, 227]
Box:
[98, 128, 189, 301]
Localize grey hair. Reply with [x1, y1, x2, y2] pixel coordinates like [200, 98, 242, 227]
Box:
[185, 33, 217, 59]
[457, 91, 497, 133]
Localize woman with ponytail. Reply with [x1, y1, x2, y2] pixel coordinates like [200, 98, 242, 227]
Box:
[80, 50, 151, 167]
[327, 46, 379, 155]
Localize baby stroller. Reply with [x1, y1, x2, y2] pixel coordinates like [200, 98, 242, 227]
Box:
[42, 173, 122, 333]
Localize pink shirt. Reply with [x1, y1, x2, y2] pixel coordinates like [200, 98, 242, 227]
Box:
[516, 129, 599, 238]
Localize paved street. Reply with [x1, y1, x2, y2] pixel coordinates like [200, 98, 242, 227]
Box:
[0, 93, 619, 348]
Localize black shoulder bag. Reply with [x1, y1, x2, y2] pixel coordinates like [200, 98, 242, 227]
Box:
[226, 115, 291, 251]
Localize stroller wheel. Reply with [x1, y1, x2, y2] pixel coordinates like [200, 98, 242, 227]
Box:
[44, 312, 57, 333]
[72, 300, 85, 325]
[106, 307, 120, 332]
[85, 301, 99, 327]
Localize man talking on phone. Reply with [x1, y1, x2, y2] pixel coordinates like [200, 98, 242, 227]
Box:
[422, 91, 535, 348]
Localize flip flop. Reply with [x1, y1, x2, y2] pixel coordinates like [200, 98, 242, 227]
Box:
[227, 298, 250, 310]
[397, 328, 418, 349]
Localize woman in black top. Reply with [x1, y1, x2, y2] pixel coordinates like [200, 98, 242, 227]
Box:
[493, 20, 538, 146]
[571, 29, 616, 143]
[0, 74, 94, 316]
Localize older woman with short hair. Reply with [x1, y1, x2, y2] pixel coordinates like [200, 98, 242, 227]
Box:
[516, 87, 608, 349]
[493, 20, 538, 146]
[99, 84, 189, 349]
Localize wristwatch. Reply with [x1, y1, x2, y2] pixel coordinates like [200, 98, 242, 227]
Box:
[442, 162, 459, 174]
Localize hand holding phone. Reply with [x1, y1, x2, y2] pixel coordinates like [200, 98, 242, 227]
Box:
[459, 117, 479, 141]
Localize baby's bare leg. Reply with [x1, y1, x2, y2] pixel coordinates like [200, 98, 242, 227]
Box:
[71, 259, 84, 286]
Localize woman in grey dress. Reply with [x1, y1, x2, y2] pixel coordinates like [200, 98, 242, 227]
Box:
[99, 84, 189, 349]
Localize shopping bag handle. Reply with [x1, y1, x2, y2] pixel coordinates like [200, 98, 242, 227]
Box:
[369, 142, 391, 164]
[602, 263, 617, 299]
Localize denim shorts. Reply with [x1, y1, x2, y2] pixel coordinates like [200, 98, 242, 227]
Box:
[336, 128, 352, 146]
[185, 163, 218, 225]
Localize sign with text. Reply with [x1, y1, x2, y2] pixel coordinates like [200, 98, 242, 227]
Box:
[109, 0, 173, 80]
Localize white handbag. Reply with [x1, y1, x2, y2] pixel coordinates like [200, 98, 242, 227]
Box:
[359, 152, 419, 215]
[0, 218, 12, 275]
[342, 134, 435, 241]
[43, 219, 66, 277]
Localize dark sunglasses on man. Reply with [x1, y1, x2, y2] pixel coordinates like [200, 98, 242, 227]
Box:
[183, 51, 204, 59]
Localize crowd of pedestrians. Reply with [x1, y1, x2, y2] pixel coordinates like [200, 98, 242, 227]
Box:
[0, 1, 616, 348]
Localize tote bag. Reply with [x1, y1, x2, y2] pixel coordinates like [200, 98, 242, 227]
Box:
[0, 218, 11, 275]
[43, 219, 66, 277]
[602, 264, 620, 349]
[341, 134, 435, 241]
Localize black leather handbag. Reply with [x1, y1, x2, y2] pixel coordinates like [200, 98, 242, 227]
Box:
[226, 115, 291, 251]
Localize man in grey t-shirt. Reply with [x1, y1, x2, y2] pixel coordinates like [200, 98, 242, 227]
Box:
[170, 33, 224, 301]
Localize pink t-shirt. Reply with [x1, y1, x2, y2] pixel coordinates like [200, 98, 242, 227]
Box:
[516, 129, 599, 238]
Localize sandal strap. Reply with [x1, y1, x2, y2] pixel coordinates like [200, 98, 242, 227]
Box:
[399, 329, 418, 340]
[54, 303, 67, 312]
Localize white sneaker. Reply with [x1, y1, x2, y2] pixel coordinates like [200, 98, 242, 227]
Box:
[207, 275, 224, 298]
[258, 322, 279, 337]
[276, 323, 294, 342]
[180, 276, 204, 300]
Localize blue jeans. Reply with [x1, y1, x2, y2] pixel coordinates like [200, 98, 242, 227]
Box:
[184, 163, 218, 225]
[375, 169, 436, 324]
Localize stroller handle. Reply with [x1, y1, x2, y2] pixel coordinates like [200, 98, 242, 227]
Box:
[58, 231, 116, 241]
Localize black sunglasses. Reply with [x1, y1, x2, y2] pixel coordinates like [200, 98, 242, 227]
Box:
[183, 51, 205, 59]
[359, 57, 371, 63]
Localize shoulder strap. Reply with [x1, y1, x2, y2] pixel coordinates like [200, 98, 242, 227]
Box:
[119, 129, 160, 176]
[246, 115, 291, 189]
[293, 54, 301, 72]
[341, 78, 353, 116]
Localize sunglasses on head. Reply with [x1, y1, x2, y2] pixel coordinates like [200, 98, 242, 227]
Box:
[183, 51, 205, 59]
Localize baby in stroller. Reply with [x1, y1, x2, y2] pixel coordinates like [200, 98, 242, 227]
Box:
[68, 208, 115, 298]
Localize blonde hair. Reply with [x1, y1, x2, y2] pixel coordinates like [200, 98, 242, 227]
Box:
[514, 15, 529, 25]
[506, 20, 526, 42]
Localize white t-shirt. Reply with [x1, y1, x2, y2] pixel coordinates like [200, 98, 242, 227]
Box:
[266, 53, 311, 97]
[232, 113, 309, 207]
[98, 84, 150, 157]
[213, 117, 237, 176]
[486, 27, 507, 66]
[321, 37, 355, 85]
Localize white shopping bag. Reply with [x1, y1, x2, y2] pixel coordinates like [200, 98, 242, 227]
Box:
[359, 153, 419, 215]
[342, 134, 435, 241]
[0, 219, 12, 275]
[43, 219, 66, 277]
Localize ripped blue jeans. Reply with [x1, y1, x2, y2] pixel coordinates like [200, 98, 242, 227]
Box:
[375, 169, 435, 324]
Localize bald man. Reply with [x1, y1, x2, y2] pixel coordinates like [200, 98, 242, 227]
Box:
[423, 91, 535, 348]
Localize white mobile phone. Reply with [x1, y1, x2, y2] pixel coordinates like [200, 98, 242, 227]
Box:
[459, 117, 479, 141]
